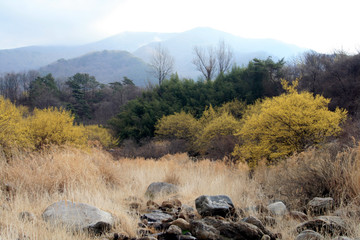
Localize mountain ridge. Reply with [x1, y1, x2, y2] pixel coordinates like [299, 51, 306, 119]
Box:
[38, 50, 153, 86]
[0, 27, 308, 83]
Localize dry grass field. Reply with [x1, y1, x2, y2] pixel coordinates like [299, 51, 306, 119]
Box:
[1, 144, 360, 239]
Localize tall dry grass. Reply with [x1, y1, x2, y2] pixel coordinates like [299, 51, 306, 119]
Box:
[2, 144, 360, 239]
[255, 143, 360, 209]
[0, 146, 262, 240]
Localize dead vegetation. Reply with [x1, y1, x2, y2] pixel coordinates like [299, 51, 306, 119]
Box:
[1, 144, 360, 239]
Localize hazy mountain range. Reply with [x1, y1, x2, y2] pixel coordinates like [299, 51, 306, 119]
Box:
[0, 27, 307, 85]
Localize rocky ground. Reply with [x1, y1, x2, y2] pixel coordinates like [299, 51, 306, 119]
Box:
[7, 181, 359, 240]
[2, 147, 360, 240]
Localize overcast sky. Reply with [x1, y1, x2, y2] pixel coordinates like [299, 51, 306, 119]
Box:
[0, 0, 359, 53]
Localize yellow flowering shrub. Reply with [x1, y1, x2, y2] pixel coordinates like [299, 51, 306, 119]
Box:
[155, 111, 201, 142]
[84, 125, 119, 148]
[195, 112, 241, 154]
[232, 79, 347, 168]
[29, 107, 87, 149]
[0, 96, 32, 152]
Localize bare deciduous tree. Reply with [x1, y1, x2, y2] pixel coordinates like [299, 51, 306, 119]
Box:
[150, 44, 175, 85]
[192, 45, 217, 81]
[193, 41, 234, 80]
[0, 73, 20, 102]
[217, 40, 233, 75]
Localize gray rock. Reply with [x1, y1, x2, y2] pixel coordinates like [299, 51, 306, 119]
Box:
[141, 210, 173, 223]
[42, 200, 113, 235]
[243, 216, 276, 239]
[171, 218, 191, 230]
[267, 201, 287, 216]
[145, 182, 178, 199]
[308, 197, 334, 215]
[190, 219, 220, 240]
[179, 204, 196, 221]
[166, 225, 182, 235]
[295, 230, 324, 240]
[195, 195, 234, 217]
[202, 217, 265, 240]
[296, 216, 347, 236]
[290, 211, 309, 222]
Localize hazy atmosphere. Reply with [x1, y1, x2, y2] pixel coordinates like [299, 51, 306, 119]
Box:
[3, 1, 360, 240]
[1, 0, 359, 53]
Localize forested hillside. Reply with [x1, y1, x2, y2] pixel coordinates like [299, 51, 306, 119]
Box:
[39, 50, 154, 85]
[1, 51, 359, 163]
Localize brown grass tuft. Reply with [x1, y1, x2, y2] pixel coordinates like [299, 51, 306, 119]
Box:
[255, 143, 360, 210]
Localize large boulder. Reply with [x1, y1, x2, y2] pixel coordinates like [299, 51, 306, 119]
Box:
[308, 197, 334, 215]
[200, 216, 265, 240]
[267, 201, 287, 216]
[195, 195, 234, 217]
[145, 182, 178, 199]
[190, 219, 220, 240]
[42, 200, 114, 235]
[296, 216, 347, 236]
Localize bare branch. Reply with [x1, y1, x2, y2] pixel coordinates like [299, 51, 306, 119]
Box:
[150, 43, 175, 85]
[217, 40, 233, 75]
[192, 45, 217, 81]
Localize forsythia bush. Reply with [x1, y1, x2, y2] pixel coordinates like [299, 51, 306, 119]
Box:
[84, 125, 119, 148]
[196, 112, 241, 155]
[29, 107, 87, 149]
[232, 79, 347, 168]
[155, 111, 201, 142]
[0, 96, 32, 152]
[155, 106, 242, 156]
[0, 97, 121, 153]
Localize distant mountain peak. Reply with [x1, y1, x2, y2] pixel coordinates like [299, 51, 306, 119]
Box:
[0, 28, 308, 81]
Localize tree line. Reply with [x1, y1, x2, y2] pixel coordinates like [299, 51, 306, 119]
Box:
[0, 72, 142, 124]
[1, 49, 360, 161]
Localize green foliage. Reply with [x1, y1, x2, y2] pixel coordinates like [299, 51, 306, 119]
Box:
[29, 107, 87, 149]
[109, 74, 215, 142]
[109, 58, 285, 143]
[66, 73, 102, 122]
[84, 125, 119, 148]
[29, 74, 61, 108]
[232, 79, 347, 168]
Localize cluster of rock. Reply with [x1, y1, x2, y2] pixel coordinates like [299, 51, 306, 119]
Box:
[13, 182, 360, 239]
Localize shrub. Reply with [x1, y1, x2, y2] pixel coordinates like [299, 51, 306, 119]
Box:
[196, 112, 241, 157]
[233, 79, 347, 167]
[155, 111, 201, 143]
[0, 96, 32, 153]
[215, 99, 247, 119]
[29, 107, 87, 149]
[84, 125, 119, 148]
